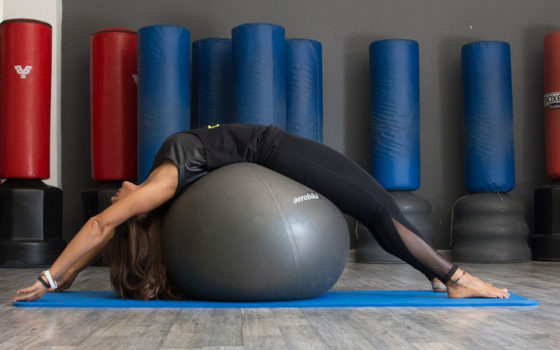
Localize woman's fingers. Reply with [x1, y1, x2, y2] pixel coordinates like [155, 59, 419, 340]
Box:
[15, 292, 42, 302]
[14, 290, 34, 301]
[14, 292, 34, 302]
[14, 289, 43, 301]
[16, 285, 35, 294]
[14, 281, 47, 302]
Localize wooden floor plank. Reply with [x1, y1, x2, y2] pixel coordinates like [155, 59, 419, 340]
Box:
[2, 260, 559, 349]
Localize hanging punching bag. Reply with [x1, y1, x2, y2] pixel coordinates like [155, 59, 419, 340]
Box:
[532, 32, 560, 261]
[137, 25, 191, 182]
[462, 41, 515, 192]
[232, 23, 286, 128]
[544, 32, 560, 179]
[369, 39, 420, 191]
[90, 27, 138, 181]
[286, 39, 323, 142]
[0, 19, 65, 267]
[0, 19, 52, 179]
[191, 38, 233, 128]
[357, 39, 434, 264]
[452, 41, 529, 263]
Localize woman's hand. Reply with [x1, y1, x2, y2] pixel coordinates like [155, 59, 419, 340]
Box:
[14, 269, 78, 302]
[13, 279, 48, 302]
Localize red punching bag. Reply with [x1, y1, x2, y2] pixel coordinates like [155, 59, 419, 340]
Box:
[544, 32, 560, 179]
[90, 27, 138, 181]
[0, 19, 52, 179]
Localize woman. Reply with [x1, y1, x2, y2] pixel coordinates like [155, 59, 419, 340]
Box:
[14, 124, 510, 302]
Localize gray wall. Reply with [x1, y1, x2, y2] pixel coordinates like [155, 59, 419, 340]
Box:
[62, 0, 557, 249]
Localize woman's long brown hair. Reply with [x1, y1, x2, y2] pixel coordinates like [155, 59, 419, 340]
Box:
[103, 207, 185, 300]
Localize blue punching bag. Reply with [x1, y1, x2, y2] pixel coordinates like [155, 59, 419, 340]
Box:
[286, 39, 323, 142]
[462, 41, 515, 193]
[232, 23, 286, 128]
[191, 38, 233, 129]
[137, 25, 190, 182]
[451, 41, 528, 263]
[369, 39, 420, 190]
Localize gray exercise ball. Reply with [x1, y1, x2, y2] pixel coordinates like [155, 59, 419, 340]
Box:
[162, 163, 349, 301]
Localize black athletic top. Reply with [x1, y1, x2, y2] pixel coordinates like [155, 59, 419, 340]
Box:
[151, 124, 284, 196]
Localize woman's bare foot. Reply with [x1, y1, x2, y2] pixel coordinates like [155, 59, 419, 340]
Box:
[431, 278, 447, 292]
[446, 269, 510, 298]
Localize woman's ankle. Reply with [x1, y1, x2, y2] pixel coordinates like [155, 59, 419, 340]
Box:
[446, 268, 465, 287]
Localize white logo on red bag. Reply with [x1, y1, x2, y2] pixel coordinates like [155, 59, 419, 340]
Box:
[14, 65, 32, 79]
[544, 92, 560, 110]
[132, 74, 138, 84]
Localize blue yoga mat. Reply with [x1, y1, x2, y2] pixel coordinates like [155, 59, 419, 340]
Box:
[13, 290, 537, 308]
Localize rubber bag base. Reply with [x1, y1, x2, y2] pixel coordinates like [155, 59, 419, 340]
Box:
[0, 180, 65, 267]
[452, 193, 530, 262]
[532, 184, 560, 261]
[355, 191, 432, 263]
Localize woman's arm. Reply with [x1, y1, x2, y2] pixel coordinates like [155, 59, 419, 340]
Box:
[68, 227, 115, 274]
[52, 227, 116, 292]
[13, 161, 178, 302]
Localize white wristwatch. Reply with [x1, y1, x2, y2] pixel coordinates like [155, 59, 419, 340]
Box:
[41, 269, 58, 290]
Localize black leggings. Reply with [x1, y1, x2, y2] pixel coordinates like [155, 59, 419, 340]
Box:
[262, 131, 458, 284]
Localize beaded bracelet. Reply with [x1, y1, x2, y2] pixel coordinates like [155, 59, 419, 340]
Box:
[37, 275, 50, 289]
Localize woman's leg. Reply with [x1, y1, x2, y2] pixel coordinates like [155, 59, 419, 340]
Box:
[262, 132, 457, 283]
